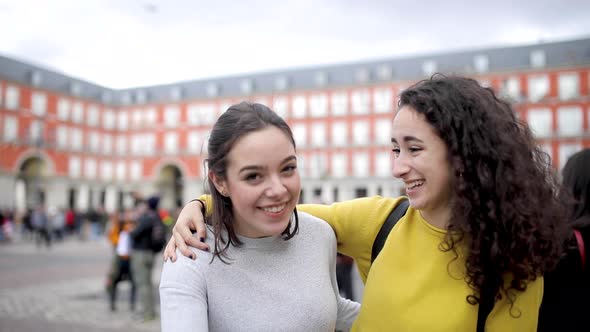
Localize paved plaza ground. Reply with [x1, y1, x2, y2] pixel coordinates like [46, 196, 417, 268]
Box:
[0, 237, 162, 332]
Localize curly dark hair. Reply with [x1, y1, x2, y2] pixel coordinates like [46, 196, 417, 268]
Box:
[206, 102, 299, 263]
[399, 74, 568, 310]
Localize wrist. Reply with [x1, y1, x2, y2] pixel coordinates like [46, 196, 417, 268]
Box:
[189, 198, 206, 216]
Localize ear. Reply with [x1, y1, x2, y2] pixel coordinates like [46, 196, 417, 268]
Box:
[209, 170, 228, 196]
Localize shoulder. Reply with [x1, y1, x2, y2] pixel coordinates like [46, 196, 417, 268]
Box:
[160, 247, 213, 286]
[298, 211, 333, 233]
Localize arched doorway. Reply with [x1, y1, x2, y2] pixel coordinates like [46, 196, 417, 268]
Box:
[157, 164, 184, 211]
[17, 156, 48, 209]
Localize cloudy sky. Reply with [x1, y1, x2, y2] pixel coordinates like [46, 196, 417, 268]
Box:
[0, 0, 589, 89]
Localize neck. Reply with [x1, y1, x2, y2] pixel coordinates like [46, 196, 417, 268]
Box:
[420, 207, 452, 230]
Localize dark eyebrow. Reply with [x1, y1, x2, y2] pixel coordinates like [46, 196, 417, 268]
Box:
[238, 155, 297, 174]
[390, 136, 424, 144]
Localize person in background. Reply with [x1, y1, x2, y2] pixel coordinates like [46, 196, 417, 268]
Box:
[538, 148, 590, 331]
[159, 102, 359, 332]
[130, 196, 158, 321]
[109, 218, 136, 312]
[165, 76, 568, 331]
[31, 205, 51, 248]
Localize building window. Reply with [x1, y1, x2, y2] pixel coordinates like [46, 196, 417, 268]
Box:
[375, 151, 391, 177]
[116, 161, 126, 181]
[188, 131, 208, 154]
[103, 110, 115, 130]
[144, 134, 156, 155]
[375, 119, 392, 144]
[116, 136, 127, 155]
[120, 92, 132, 105]
[31, 92, 47, 116]
[474, 55, 489, 73]
[164, 105, 180, 127]
[331, 121, 347, 147]
[501, 77, 521, 101]
[57, 98, 70, 121]
[3, 116, 17, 141]
[101, 161, 113, 181]
[145, 107, 157, 126]
[355, 68, 370, 83]
[314, 72, 328, 87]
[72, 102, 84, 123]
[130, 161, 143, 181]
[135, 90, 147, 104]
[374, 88, 392, 114]
[30, 71, 42, 86]
[71, 128, 83, 151]
[528, 75, 549, 102]
[84, 159, 97, 179]
[376, 65, 392, 81]
[117, 111, 129, 130]
[353, 121, 369, 145]
[422, 60, 437, 77]
[5, 85, 19, 110]
[131, 135, 142, 155]
[331, 92, 348, 116]
[165, 132, 179, 154]
[311, 122, 326, 147]
[310, 94, 328, 118]
[87, 105, 99, 127]
[558, 143, 582, 170]
[29, 120, 43, 143]
[206, 83, 219, 98]
[69, 157, 81, 178]
[309, 154, 327, 179]
[527, 108, 552, 138]
[187, 104, 216, 126]
[56, 126, 68, 149]
[530, 50, 546, 68]
[351, 90, 370, 115]
[292, 123, 307, 148]
[70, 82, 82, 96]
[558, 73, 579, 100]
[331, 153, 347, 178]
[101, 91, 112, 104]
[102, 134, 113, 155]
[240, 79, 253, 95]
[131, 109, 143, 128]
[170, 87, 183, 101]
[292, 95, 307, 119]
[275, 76, 289, 91]
[272, 96, 289, 119]
[557, 106, 583, 136]
[89, 132, 101, 152]
[353, 152, 369, 178]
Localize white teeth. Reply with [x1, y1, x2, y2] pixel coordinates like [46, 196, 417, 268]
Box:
[405, 180, 424, 190]
[262, 204, 286, 213]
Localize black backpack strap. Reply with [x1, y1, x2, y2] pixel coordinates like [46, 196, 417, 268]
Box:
[371, 199, 410, 263]
[477, 277, 497, 332]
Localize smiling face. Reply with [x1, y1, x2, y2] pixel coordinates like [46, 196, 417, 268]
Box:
[391, 106, 453, 220]
[210, 126, 301, 238]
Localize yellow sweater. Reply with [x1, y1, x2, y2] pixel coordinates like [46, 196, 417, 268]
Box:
[201, 195, 542, 331]
[299, 196, 542, 332]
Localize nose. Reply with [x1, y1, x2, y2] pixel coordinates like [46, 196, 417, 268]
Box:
[265, 174, 288, 197]
[391, 153, 410, 179]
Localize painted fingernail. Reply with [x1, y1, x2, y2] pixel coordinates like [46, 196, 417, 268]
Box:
[200, 237, 205, 242]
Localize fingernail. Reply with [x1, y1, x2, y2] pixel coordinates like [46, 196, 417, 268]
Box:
[191, 254, 196, 260]
[200, 237, 205, 242]
[204, 247, 209, 252]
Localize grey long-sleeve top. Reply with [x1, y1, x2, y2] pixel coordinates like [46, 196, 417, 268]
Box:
[159, 212, 360, 331]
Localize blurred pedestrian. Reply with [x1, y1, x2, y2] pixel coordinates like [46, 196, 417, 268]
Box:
[31, 205, 51, 248]
[109, 218, 136, 312]
[538, 148, 590, 331]
[130, 196, 158, 321]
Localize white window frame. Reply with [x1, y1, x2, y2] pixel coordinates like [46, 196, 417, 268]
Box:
[164, 132, 179, 154]
[374, 88, 392, 114]
[527, 108, 552, 138]
[311, 122, 326, 147]
[272, 96, 289, 119]
[5, 85, 19, 110]
[353, 121, 369, 146]
[164, 105, 180, 128]
[292, 123, 307, 148]
[351, 90, 370, 115]
[3, 116, 18, 142]
[353, 152, 369, 178]
[31, 92, 47, 117]
[375, 119, 392, 145]
[72, 102, 84, 124]
[331, 121, 347, 147]
[558, 73, 579, 101]
[309, 94, 328, 118]
[557, 106, 583, 137]
[331, 92, 348, 116]
[331, 153, 347, 178]
[528, 75, 549, 102]
[57, 98, 70, 121]
[69, 157, 81, 178]
[292, 95, 307, 119]
[375, 152, 391, 177]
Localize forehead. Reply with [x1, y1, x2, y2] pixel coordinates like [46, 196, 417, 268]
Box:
[392, 106, 439, 140]
[227, 126, 295, 168]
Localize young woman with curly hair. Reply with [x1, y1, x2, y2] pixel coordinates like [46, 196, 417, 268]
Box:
[164, 75, 567, 331]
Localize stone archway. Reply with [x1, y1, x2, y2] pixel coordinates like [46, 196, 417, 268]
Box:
[17, 156, 48, 209]
[156, 164, 184, 211]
